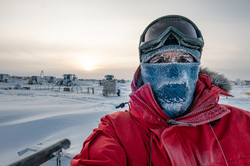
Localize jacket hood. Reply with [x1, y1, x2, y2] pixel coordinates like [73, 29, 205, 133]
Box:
[199, 67, 232, 93]
[129, 65, 231, 127]
[131, 65, 232, 94]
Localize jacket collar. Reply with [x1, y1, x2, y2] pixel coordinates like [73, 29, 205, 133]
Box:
[129, 65, 231, 129]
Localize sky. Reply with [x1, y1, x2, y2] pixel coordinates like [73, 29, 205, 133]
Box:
[0, 0, 249, 80]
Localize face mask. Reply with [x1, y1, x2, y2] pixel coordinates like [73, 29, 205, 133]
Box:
[141, 62, 200, 119]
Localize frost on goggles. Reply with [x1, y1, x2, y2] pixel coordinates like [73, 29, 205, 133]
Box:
[140, 17, 204, 53]
[149, 53, 195, 63]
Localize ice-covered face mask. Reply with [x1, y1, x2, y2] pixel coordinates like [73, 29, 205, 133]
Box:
[141, 62, 200, 119]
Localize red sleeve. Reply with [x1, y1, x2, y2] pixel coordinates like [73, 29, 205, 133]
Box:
[70, 116, 127, 166]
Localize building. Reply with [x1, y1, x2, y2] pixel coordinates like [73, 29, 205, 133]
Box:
[0, 74, 10, 82]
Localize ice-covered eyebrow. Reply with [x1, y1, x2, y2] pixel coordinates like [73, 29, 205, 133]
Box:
[152, 53, 193, 60]
[149, 53, 194, 63]
[176, 54, 193, 58]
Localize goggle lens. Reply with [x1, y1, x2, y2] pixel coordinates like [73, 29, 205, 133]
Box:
[144, 18, 198, 42]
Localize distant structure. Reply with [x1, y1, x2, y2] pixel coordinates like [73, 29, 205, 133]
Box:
[28, 76, 41, 85]
[117, 79, 126, 83]
[51, 74, 82, 93]
[0, 74, 10, 82]
[244, 80, 250, 85]
[235, 79, 242, 85]
[102, 75, 120, 96]
[11, 76, 23, 80]
[44, 76, 57, 84]
[234, 79, 250, 86]
[14, 84, 22, 89]
[40, 70, 44, 79]
[61, 74, 78, 86]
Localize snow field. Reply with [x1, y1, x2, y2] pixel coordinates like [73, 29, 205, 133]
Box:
[0, 80, 131, 166]
[0, 80, 249, 166]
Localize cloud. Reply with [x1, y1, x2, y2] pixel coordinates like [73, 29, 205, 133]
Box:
[0, 0, 249, 80]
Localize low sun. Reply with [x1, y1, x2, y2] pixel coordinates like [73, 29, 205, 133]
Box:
[79, 57, 98, 71]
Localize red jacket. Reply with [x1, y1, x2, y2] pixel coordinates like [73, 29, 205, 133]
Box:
[71, 67, 250, 166]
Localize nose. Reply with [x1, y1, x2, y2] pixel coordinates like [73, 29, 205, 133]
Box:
[167, 65, 179, 78]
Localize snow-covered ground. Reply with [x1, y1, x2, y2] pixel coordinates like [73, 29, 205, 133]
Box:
[0, 80, 249, 166]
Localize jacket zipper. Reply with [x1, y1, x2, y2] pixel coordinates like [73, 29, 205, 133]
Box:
[133, 94, 170, 127]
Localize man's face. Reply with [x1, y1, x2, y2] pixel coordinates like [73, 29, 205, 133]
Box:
[140, 50, 199, 118]
[149, 51, 195, 64]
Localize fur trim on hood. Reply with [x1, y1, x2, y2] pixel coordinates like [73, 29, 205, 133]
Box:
[199, 67, 232, 93]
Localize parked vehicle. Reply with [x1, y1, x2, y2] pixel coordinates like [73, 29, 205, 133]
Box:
[102, 75, 120, 96]
[62, 74, 78, 86]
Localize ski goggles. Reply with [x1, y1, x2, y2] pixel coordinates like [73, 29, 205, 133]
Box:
[139, 15, 204, 54]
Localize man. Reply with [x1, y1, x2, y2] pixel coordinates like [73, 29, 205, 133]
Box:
[71, 15, 250, 166]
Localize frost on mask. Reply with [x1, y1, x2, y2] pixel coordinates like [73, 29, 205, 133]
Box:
[141, 62, 200, 119]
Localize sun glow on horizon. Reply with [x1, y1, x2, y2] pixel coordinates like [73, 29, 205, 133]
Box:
[77, 56, 100, 71]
